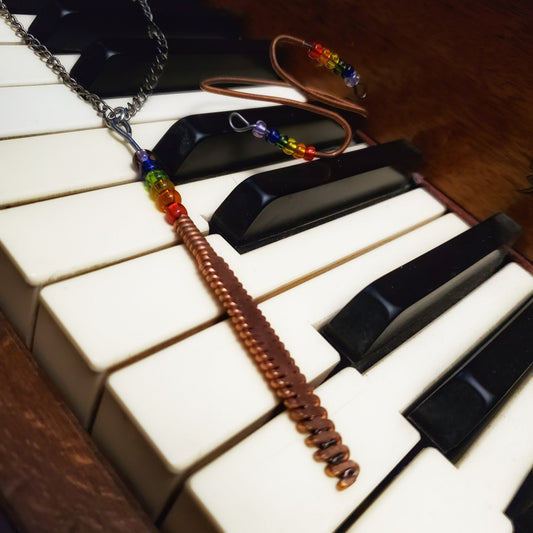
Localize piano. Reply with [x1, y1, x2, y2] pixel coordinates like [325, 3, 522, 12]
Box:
[0, 0, 532, 532]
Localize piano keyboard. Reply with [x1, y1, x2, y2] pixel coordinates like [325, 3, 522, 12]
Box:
[1, 6, 532, 533]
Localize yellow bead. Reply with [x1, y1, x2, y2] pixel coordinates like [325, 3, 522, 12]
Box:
[282, 138, 297, 155]
[150, 178, 175, 200]
[326, 52, 339, 70]
[293, 143, 306, 158]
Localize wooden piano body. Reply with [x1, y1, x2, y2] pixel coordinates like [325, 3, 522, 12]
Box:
[0, 0, 532, 531]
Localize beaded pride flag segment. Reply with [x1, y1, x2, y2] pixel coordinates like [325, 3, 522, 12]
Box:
[136, 149, 188, 225]
[229, 112, 317, 161]
[306, 42, 362, 87]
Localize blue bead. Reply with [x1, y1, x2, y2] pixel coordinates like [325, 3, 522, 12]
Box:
[266, 128, 280, 144]
[142, 159, 159, 173]
[342, 64, 354, 78]
[252, 120, 267, 139]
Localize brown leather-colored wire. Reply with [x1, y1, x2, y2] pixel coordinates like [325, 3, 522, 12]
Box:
[200, 34, 367, 158]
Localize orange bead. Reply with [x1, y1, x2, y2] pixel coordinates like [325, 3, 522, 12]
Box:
[293, 143, 306, 158]
[156, 189, 182, 212]
[319, 48, 331, 65]
[164, 202, 188, 225]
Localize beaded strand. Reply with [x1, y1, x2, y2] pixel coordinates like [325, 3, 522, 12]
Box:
[229, 112, 317, 161]
[135, 149, 188, 225]
[306, 42, 361, 88]
[252, 120, 316, 161]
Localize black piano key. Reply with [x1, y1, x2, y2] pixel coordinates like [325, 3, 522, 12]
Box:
[506, 469, 533, 533]
[69, 39, 275, 97]
[320, 213, 521, 371]
[152, 105, 359, 183]
[210, 140, 419, 252]
[3, 0, 44, 13]
[406, 298, 533, 456]
[27, 0, 241, 53]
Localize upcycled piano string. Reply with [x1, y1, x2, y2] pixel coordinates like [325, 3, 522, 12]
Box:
[0, 2, 360, 489]
[201, 34, 368, 162]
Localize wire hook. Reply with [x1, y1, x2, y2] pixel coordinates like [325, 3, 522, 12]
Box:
[229, 112, 255, 132]
[106, 107, 142, 152]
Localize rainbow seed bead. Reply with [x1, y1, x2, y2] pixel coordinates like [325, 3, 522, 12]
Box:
[308, 42, 323, 59]
[326, 52, 339, 70]
[165, 202, 188, 225]
[252, 120, 267, 138]
[283, 138, 297, 156]
[150, 177, 175, 200]
[276, 135, 289, 151]
[157, 189, 182, 212]
[240, 120, 316, 161]
[134, 149, 188, 224]
[304, 146, 316, 161]
[307, 42, 361, 87]
[144, 169, 168, 191]
[319, 48, 331, 65]
[294, 143, 306, 158]
[334, 59, 346, 76]
[266, 128, 281, 144]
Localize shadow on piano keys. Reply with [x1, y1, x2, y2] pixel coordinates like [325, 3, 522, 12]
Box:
[0, 1, 532, 532]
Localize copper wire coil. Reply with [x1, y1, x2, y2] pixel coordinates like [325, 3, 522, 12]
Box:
[176, 215, 359, 489]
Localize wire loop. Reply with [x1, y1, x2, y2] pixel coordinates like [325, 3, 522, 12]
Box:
[201, 35, 367, 159]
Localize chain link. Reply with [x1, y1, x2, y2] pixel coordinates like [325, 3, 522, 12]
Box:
[0, 0, 168, 124]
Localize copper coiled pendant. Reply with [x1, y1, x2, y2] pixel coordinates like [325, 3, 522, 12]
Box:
[175, 215, 360, 490]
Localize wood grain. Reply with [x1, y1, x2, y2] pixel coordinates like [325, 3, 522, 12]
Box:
[0, 313, 156, 533]
[212, 0, 533, 261]
[0, 1, 532, 531]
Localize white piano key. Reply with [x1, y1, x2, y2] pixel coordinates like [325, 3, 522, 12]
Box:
[161, 368, 420, 533]
[91, 212, 462, 517]
[0, 119, 174, 207]
[2, 144, 367, 340]
[347, 374, 533, 533]
[0, 118, 362, 208]
[0, 181, 206, 343]
[457, 373, 533, 512]
[0, 83, 303, 138]
[34, 190, 447, 426]
[347, 447, 512, 533]
[0, 15, 34, 44]
[364, 262, 533, 411]
[1, 45, 78, 86]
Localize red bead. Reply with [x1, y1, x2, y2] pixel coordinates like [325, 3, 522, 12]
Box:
[308, 42, 323, 60]
[303, 146, 316, 161]
[164, 202, 188, 225]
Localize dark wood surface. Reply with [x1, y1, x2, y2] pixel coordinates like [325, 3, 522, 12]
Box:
[0, 313, 156, 533]
[212, 0, 533, 261]
[0, 1, 532, 531]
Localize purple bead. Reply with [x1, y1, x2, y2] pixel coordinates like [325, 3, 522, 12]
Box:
[344, 71, 360, 87]
[135, 149, 151, 163]
[252, 120, 267, 138]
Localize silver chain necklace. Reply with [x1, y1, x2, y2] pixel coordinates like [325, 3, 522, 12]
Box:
[0, 0, 168, 139]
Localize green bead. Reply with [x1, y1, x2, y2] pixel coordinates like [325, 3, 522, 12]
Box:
[144, 169, 168, 191]
[334, 59, 346, 75]
[276, 135, 289, 150]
